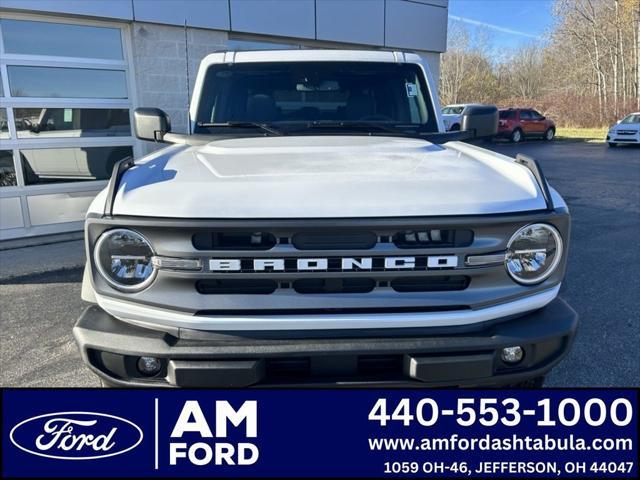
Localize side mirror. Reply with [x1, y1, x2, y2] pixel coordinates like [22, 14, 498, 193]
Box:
[461, 105, 498, 138]
[616, 120, 621, 124]
[22, 118, 40, 133]
[540, 116, 546, 120]
[134, 107, 171, 142]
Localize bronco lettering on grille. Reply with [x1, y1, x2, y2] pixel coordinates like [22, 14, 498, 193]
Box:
[209, 256, 458, 272]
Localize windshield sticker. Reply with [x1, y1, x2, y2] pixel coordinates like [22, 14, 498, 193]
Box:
[406, 83, 418, 97]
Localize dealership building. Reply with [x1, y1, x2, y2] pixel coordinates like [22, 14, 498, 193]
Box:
[0, 0, 448, 241]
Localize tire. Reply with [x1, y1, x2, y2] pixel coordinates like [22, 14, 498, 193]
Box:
[450, 123, 460, 131]
[510, 128, 523, 143]
[544, 128, 555, 141]
[608, 142, 617, 147]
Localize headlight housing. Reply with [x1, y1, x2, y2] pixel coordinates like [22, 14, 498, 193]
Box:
[505, 223, 563, 285]
[94, 229, 156, 291]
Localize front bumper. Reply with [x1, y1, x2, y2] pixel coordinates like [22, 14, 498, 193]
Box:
[74, 298, 577, 388]
[607, 133, 639, 143]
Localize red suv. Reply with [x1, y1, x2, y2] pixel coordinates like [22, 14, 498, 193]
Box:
[497, 108, 556, 143]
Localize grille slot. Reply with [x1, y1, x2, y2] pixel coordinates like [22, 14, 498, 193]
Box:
[391, 276, 470, 292]
[193, 231, 277, 250]
[292, 231, 377, 250]
[264, 355, 404, 382]
[393, 229, 473, 248]
[196, 279, 277, 295]
[293, 278, 376, 294]
[358, 355, 403, 375]
[266, 357, 311, 380]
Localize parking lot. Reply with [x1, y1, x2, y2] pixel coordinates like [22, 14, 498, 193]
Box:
[0, 140, 638, 388]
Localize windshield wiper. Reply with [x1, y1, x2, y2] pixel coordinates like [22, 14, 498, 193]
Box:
[196, 121, 283, 136]
[287, 120, 410, 135]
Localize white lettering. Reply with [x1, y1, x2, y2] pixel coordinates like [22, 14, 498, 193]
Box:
[34, 418, 116, 452]
[384, 257, 415, 269]
[297, 258, 328, 270]
[171, 401, 213, 438]
[215, 401, 258, 438]
[341, 258, 373, 270]
[253, 259, 285, 271]
[210, 259, 241, 271]
[170, 443, 188, 465]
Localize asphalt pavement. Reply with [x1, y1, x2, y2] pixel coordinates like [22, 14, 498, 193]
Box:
[0, 140, 638, 387]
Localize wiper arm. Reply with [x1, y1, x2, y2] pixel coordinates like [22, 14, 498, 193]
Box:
[294, 121, 408, 135]
[196, 121, 283, 136]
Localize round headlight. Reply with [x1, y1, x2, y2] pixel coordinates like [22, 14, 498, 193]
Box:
[505, 223, 563, 285]
[94, 229, 156, 291]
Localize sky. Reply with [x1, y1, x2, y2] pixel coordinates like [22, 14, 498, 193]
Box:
[447, 0, 555, 56]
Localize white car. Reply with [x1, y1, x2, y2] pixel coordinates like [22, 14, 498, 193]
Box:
[441, 103, 490, 131]
[74, 49, 577, 388]
[607, 112, 640, 147]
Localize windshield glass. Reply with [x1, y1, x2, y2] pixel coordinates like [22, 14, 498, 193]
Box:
[194, 61, 437, 134]
[442, 106, 464, 114]
[620, 113, 640, 124]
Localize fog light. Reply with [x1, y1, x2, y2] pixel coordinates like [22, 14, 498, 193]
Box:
[501, 346, 524, 364]
[137, 356, 162, 376]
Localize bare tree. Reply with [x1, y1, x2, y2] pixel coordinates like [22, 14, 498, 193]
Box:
[439, 0, 640, 127]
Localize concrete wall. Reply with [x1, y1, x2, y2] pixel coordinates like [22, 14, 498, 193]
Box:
[132, 23, 227, 136]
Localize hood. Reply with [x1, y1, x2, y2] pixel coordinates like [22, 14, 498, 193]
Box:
[609, 123, 639, 132]
[112, 135, 546, 218]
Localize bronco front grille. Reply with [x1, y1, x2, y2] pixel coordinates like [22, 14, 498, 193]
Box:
[87, 212, 569, 315]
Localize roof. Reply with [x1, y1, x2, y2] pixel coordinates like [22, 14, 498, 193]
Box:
[200, 49, 424, 66]
[444, 103, 486, 108]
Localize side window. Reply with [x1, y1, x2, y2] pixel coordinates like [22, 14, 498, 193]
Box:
[520, 110, 532, 120]
[531, 110, 543, 120]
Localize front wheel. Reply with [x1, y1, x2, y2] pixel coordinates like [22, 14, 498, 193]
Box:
[544, 128, 555, 141]
[608, 142, 617, 148]
[510, 128, 523, 143]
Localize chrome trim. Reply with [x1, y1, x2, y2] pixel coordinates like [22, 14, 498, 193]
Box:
[95, 285, 561, 331]
[152, 256, 203, 271]
[505, 223, 563, 285]
[465, 253, 505, 266]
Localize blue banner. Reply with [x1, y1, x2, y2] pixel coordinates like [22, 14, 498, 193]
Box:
[2, 389, 637, 478]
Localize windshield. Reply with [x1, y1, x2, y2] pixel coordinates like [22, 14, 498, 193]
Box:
[442, 106, 464, 115]
[194, 61, 437, 135]
[620, 113, 640, 124]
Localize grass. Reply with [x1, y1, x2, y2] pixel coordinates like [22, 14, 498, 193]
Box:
[555, 127, 608, 143]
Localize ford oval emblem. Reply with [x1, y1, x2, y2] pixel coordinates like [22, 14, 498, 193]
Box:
[9, 411, 143, 460]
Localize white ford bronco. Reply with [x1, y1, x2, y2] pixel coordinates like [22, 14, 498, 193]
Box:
[74, 50, 577, 387]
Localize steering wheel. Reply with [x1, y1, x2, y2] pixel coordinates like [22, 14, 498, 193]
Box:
[358, 114, 394, 122]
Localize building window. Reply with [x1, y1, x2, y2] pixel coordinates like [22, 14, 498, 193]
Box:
[0, 108, 9, 139]
[14, 108, 131, 138]
[0, 150, 17, 187]
[0, 19, 123, 60]
[7, 66, 128, 98]
[20, 146, 133, 185]
[0, 15, 135, 238]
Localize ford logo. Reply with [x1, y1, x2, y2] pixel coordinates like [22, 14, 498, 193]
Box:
[9, 411, 143, 460]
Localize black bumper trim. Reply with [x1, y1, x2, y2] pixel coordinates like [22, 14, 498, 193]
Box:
[74, 298, 577, 387]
